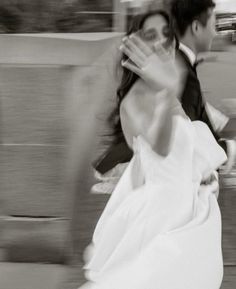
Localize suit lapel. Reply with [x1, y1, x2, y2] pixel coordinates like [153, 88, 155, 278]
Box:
[176, 49, 221, 142]
[176, 49, 197, 75]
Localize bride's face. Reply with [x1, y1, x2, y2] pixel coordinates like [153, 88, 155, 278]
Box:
[141, 14, 175, 57]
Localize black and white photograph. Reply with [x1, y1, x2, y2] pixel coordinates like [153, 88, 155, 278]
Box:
[0, 0, 236, 288]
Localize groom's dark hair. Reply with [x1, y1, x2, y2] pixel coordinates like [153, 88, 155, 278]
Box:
[170, 0, 216, 36]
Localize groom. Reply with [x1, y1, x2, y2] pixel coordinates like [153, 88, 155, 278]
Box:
[171, 0, 235, 173]
[94, 0, 235, 175]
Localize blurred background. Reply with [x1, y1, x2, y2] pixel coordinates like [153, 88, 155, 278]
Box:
[0, 0, 236, 35]
[0, 0, 236, 289]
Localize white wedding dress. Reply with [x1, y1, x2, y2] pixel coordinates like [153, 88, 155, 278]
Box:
[80, 115, 227, 289]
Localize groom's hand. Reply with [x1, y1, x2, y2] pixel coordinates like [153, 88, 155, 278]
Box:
[201, 172, 218, 185]
[201, 171, 219, 198]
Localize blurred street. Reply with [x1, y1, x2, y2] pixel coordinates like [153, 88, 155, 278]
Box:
[0, 263, 67, 289]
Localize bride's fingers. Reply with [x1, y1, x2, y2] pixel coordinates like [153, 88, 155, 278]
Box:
[121, 59, 141, 76]
[129, 34, 153, 56]
[122, 37, 147, 62]
[120, 45, 144, 68]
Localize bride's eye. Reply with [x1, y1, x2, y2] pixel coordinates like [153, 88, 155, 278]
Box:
[142, 29, 158, 41]
[162, 26, 171, 38]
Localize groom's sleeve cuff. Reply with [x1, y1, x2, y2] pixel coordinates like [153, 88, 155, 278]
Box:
[220, 139, 236, 174]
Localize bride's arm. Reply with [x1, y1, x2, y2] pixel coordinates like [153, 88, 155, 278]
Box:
[120, 86, 179, 156]
[119, 35, 184, 156]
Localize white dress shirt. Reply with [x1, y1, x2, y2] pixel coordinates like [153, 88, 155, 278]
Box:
[179, 42, 197, 66]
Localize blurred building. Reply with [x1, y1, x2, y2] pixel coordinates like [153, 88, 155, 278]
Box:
[0, 0, 167, 33]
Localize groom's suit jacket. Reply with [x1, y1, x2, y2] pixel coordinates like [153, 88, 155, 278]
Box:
[94, 49, 227, 174]
[176, 49, 227, 152]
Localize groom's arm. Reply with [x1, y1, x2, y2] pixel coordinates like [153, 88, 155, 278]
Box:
[181, 73, 227, 149]
[202, 102, 236, 173]
[204, 102, 236, 173]
[181, 74, 235, 172]
[203, 102, 236, 173]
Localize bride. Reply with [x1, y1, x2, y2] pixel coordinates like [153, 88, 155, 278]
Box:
[78, 16, 227, 289]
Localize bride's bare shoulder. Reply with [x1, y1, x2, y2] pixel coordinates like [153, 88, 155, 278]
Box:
[121, 79, 157, 114]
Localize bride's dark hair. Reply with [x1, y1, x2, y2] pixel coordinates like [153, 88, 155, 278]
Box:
[108, 9, 175, 145]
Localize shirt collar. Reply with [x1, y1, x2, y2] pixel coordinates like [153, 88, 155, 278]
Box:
[179, 42, 197, 66]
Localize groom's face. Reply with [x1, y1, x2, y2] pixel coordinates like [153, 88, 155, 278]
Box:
[196, 8, 216, 52]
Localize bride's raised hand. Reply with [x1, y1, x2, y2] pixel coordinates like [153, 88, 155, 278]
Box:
[120, 34, 182, 93]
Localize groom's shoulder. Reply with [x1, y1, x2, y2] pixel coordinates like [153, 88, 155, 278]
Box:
[175, 49, 198, 82]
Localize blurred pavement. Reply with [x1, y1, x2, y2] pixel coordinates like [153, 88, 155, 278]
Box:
[0, 263, 67, 289]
